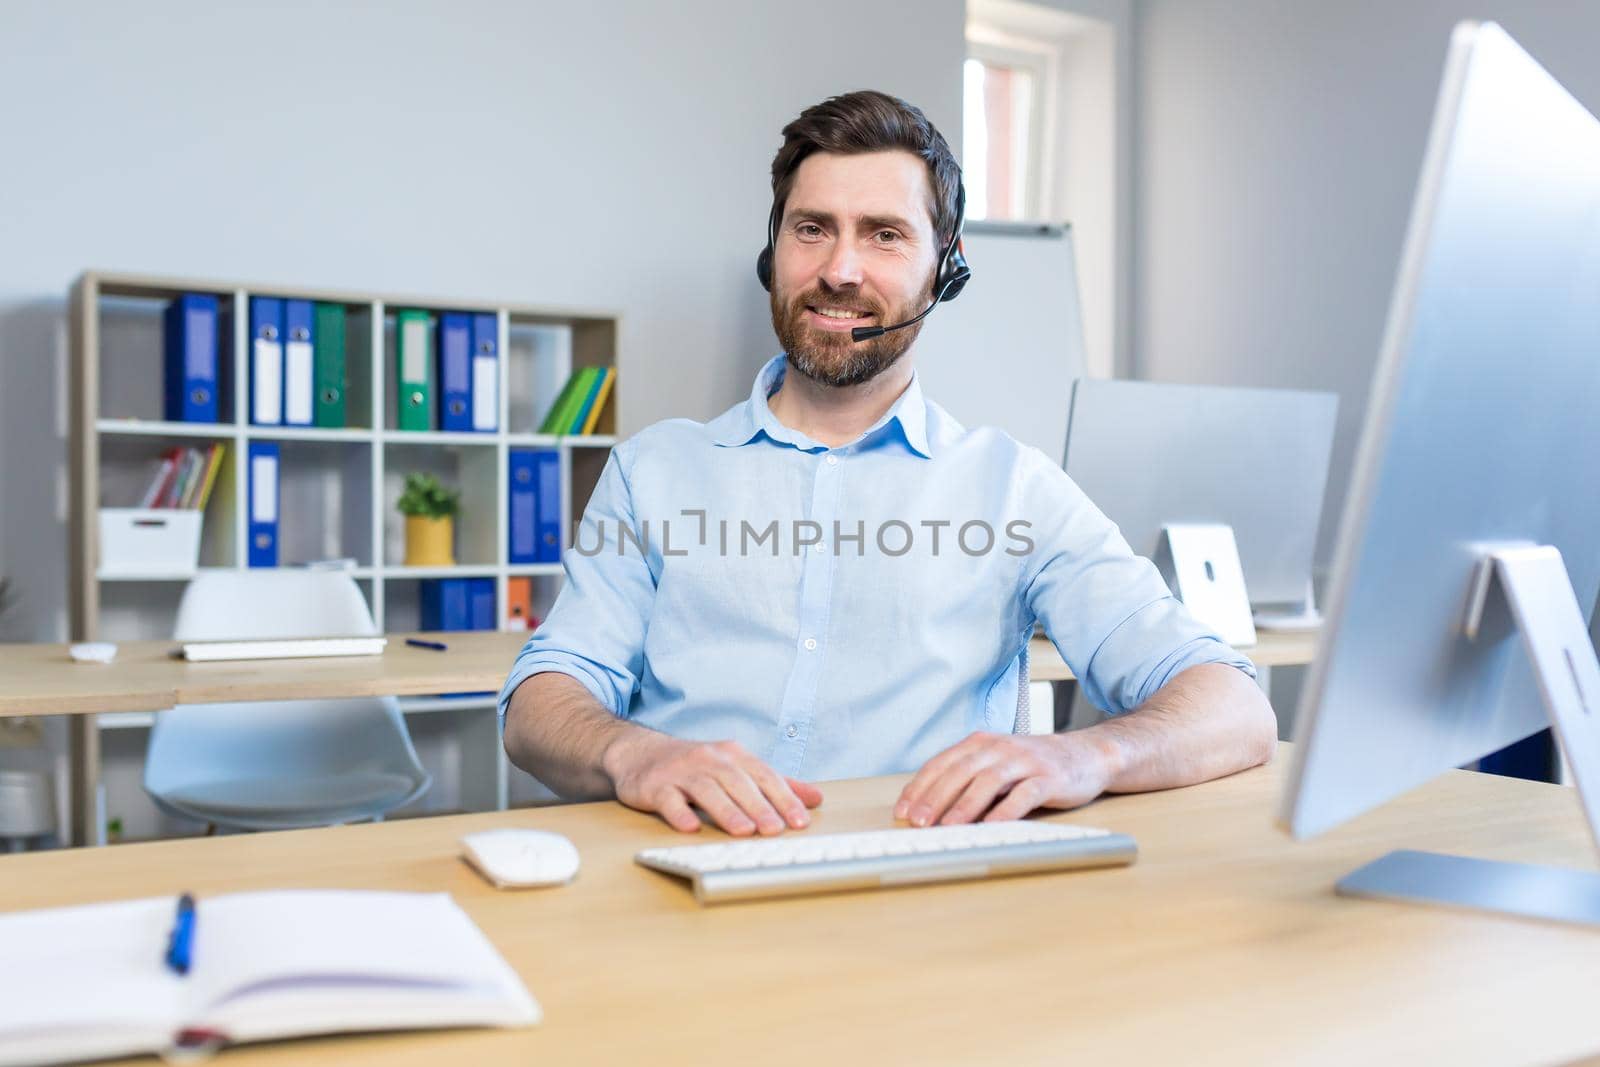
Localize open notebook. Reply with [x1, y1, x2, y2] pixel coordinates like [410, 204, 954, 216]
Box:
[0, 890, 539, 1066]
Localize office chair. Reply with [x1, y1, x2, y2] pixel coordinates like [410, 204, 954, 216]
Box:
[144, 571, 431, 831]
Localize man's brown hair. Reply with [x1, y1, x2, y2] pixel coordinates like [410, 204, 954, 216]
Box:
[769, 90, 961, 244]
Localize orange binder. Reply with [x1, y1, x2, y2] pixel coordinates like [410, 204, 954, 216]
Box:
[506, 578, 536, 631]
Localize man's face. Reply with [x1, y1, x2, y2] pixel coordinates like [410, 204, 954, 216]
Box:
[769, 150, 941, 388]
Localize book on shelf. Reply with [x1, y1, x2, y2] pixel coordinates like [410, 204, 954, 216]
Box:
[419, 578, 498, 632]
[538, 366, 615, 435]
[508, 450, 561, 564]
[506, 576, 541, 631]
[396, 308, 433, 431]
[162, 293, 221, 424]
[313, 302, 347, 428]
[137, 444, 225, 510]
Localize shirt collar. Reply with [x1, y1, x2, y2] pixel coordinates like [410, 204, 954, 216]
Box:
[709, 354, 933, 459]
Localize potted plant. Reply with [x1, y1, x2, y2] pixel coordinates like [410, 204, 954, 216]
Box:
[397, 474, 460, 566]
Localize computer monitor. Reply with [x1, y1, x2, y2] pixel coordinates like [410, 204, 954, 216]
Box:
[1062, 378, 1337, 611]
[1279, 21, 1600, 926]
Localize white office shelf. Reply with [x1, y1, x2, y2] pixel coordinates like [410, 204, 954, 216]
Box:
[69, 268, 622, 844]
[385, 564, 500, 579]
[97, 566, 229, 583]
[95, 419, 235, 439]
[96, 566, 379, 583]
[506, 563, 565, 577]
[504, 432, 561, 448]
[247, 426, 376, 443]
[380, 429, 500, 447]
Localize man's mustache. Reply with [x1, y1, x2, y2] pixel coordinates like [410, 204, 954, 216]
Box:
[787, 287, 888, 320]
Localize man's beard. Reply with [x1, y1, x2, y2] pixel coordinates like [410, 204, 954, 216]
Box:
[771, 282, 929, 388]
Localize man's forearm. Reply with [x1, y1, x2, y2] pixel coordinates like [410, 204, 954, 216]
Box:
[503, 672, 648, 800]
[1083, 662, 1279, 794]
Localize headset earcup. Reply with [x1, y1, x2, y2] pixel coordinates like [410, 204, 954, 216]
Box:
[938, 265, 971, 302]
[937, 240, 971, 302]
[756, 245, 774, 291]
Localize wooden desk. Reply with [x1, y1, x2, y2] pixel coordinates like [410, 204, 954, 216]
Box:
[2, 629, 1319, 846]
[0, 631, 531, 846]
[1, 629, 1319, 716]
[0, 631, 531, 718]
[2, 750, 1596, 1066]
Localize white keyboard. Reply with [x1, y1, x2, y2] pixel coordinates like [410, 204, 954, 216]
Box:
[174, 637, 388, 662]
[636, 820, 1137, 905]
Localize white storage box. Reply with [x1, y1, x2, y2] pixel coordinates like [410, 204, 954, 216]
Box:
[98, 509, 203, 577]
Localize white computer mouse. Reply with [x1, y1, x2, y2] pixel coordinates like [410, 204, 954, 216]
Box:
[461, 828, 580, 889]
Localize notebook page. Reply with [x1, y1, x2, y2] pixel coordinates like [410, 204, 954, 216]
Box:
[191, 890, 538, 1038]
[0, 898, 184, 1067]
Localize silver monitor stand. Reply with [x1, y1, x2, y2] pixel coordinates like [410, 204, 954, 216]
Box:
[1337, 545, 1600, 926]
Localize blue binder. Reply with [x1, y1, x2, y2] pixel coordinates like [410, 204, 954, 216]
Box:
[437, 312, 473, 432]
[282, 299, 315, 427]
[163, 293, 220, 423]
[508, 450, 539, 564]
[470, 313, 499, 432]
[535, 450, 561, 563]
[249, 297, 285, 426]
[420, 578, 471, 631]
[468, 578, 495, 630]
[247, 441, 280, 567]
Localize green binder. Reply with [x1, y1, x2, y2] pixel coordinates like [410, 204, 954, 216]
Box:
[552, 367, 600, 435]
[313, 303, 347, 428]
[566, 367, 609, 435]
[538, 369, 591, 435]
[395, 309, 432, 431]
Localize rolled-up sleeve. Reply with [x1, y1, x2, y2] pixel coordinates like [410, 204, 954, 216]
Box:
[1016, 452, 1255, 714]
[498, 444, 657, 725]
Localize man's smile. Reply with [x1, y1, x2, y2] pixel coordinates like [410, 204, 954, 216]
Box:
[805, 304, 876, 331]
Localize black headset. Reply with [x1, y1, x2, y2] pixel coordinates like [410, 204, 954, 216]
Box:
[756, 172, 971, 342]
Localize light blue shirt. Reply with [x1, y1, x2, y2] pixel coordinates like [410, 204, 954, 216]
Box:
[500, 355, 1253, 781]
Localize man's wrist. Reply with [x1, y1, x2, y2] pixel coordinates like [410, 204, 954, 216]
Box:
[599, 721, 659, 788]
[1052, 727, 1128, 794]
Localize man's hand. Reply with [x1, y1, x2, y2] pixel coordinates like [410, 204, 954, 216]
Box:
[894, 731, 1117, 827]
[602, 730, 823, 835]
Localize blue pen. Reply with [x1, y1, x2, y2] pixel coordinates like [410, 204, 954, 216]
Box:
[405, 637, 448, 651]
[165, 892, 197, 975]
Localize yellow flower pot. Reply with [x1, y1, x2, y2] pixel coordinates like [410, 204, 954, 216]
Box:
[404, 515, 455, 567]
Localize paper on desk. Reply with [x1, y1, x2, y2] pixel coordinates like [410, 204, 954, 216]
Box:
[0, 890, 539, 1067]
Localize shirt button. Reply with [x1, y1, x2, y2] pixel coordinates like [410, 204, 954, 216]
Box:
[786, 724, 798, 738]
[813, 542, 825, 554]
[803, 637, 818, 651]
[826, 454, 839, 465]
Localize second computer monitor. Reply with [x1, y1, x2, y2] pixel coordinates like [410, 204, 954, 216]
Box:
[1062, 379, 1337, 608]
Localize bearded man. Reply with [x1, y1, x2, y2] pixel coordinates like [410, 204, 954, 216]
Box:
[500, 90, 1275, 836]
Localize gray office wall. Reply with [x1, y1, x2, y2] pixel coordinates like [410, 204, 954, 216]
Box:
[1133, 0, 1600, 569]
[0, 0, 964, 642]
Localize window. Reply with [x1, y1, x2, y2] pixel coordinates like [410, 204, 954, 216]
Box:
[963, 35, 1056, 221]
[965, 0, 1122, 379]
